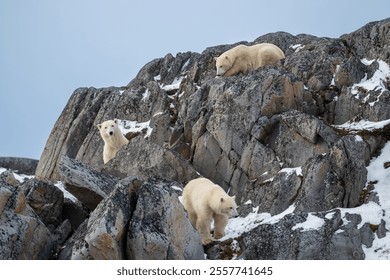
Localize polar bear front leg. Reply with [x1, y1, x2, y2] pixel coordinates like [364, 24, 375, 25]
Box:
[196, 216, 213, 245]
[223, 64, 243, 76]
[213, 213, 228, 239]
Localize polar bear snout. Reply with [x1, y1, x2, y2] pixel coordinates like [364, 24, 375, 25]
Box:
[216, 67, 226, 76]
[107, 127, 115, 136]
[230, 207, 239, 218]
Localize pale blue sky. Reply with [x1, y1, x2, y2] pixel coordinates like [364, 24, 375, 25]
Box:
[0, 0, 389, 159]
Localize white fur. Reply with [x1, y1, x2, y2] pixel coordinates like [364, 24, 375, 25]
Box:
[182, 177, 238, 245]
[215, 43, 285, 76]
[97, 119, 129, 164]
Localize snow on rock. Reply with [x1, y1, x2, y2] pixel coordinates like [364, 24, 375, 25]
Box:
[290, 44, 305, 52]
[333, 118, 390, 132]
[55, 181, 78, 202]
[0, 167, 33, 182]
[351, 59, 390, 106]
[221, 206, 270, 241]
[222, 204, 296, 241]
[141, 89, 150, 101]
[119, 119, 153, 138]
[330, 64, 340, 86]
[160, 76, 184, 91]
[291, 213, 325, 232]
[220, 141, 390, 259]
[362, 141, 390, 259]
[279, 166, 303, 176]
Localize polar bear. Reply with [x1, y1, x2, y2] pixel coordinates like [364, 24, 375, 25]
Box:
[97, 119, 129, 164]
[182, 177, 238, 245]
[215, 43, 285, 76]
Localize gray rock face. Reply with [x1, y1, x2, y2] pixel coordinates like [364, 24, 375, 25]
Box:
[126, 182, 204, 260]
[240, 210, 366, 260]
[23, 178, 64, 231]
[58, 156, 119, 210]
[3, 18, 390, 259]
[70, 176, 142, 260]
[59, 174, 203, 260]
[0, 172, 54, 259]
[127, 180, 204, 260]
[103, 136, 199, 183]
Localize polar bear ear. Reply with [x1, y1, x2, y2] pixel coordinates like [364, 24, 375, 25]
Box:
[97, 124, 102, 129]
[114, 119, 119, 124]
[214, 56, 218, 61]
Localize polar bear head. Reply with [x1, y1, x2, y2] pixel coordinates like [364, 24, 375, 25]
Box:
[217, 195, 239, 217]
[215, 55, 233, 76]
[97, 119, 121, 141]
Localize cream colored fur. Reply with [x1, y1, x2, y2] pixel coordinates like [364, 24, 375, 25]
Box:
[182, 177, 238, 245]
[215, 43, 285, 76]
[97, 119, 129, 164]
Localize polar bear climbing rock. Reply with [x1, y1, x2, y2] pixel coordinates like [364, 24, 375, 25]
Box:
[215, 43, 285, 76]
[97, 119, 129, 164]
[182, 177, 238, 245]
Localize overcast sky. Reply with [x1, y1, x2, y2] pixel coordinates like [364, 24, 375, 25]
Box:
[0, 0, 389, 160]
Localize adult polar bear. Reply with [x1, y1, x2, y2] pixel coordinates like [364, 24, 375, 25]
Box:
[97, 119, 129, 164]
[215, 43, 285, 76]
[182, 178, 238, 245]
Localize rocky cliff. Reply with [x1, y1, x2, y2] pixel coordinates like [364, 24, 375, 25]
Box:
[1, 18, 390, 260]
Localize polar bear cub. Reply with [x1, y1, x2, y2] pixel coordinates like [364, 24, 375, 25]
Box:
[182, 177, 238, 245]
[215, 43, 285, 76]
[97, 119, 129, 164]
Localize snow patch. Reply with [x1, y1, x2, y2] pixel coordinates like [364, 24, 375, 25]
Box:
[161, 76, 183, 91]
[120, 119, 153, 138]
[330, 64, 340, 86]
[279, 166, 303, 176]
[334, 118, 390, 131]
[351, 59, 390, 106]
[292, 213, 325, 232]
[55, 181, 78, 202]
[290, 44, 305, 52]
[171, 185, 182, 192]
[355, 135, 363, 142]
[142, 89, 150, 101]
[0, 167, 33, 182]
[221, 206, 270, 241]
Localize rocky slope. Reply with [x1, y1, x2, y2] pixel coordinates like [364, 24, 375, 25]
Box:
[1, 18, 390, 259]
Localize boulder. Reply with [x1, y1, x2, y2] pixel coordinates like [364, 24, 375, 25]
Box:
[23, 178, 64, 231]
[70, 176, 142, 260]
[58, 156, 119, 210]
[0, 173, 54, 259]
[127, 179, 204, 260]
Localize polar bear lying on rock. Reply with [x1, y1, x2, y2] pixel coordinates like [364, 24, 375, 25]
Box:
[182, 178, 238, 245]
[215, 43, 285, 76]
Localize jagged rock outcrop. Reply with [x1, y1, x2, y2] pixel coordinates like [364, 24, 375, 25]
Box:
[206, 210, 369, 260]
[0, 172, 70, 259]
[57, 161, 203, 260]
[126, 180, 204, 260]
[1, 18, 390, 259]
[58, 156, 119, 210]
